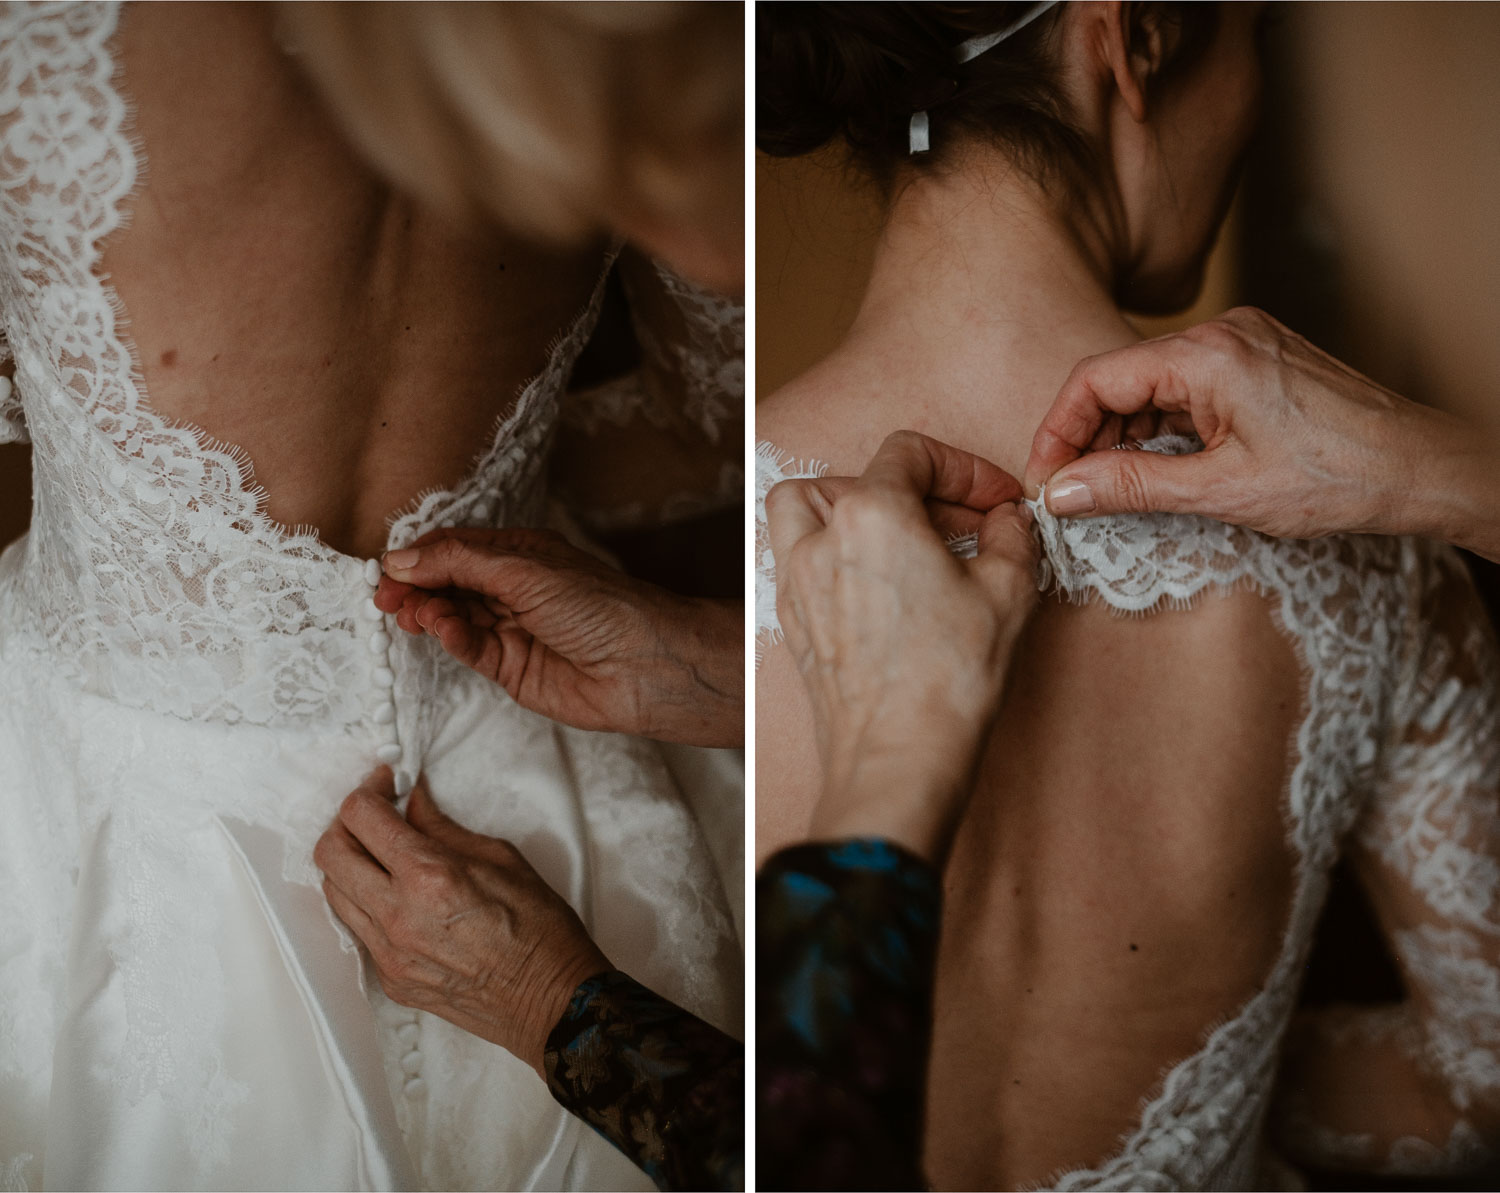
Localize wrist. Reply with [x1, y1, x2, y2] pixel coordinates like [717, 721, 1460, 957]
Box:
[812, 749, 981, 865]
[517, 948, 613, 1080]
[1400, 406, 1500, 559]
[641, 595, 744, 747]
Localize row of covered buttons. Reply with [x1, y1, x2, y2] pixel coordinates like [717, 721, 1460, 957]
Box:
[366, 558, 424, 1102]
[396, 1013, 426, 1101]
[363, 558, 413, 798]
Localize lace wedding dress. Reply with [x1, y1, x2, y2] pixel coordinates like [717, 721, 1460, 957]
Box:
[756, 437, 1500, 1188]
[0, 5, 742, 1189]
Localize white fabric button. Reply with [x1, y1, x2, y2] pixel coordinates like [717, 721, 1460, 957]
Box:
[364, 558, 382, 586]
[373, 666, 395, 688]
[394, 770, 414, 798]
[400, 1049, 423, 1076]
[402, 1077, 427, 1100]
[397, 1023, 420, 1047]
[361, 599, 383, 622]
[376, 743, 402, 764]
[368, 630, 391, 654]
[373, 701, 396, 725]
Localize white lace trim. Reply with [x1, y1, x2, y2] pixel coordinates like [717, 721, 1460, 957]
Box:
[753, 440, 827, 662]
[755, 433, 1500, 1186]
[0, 2, 610, 729]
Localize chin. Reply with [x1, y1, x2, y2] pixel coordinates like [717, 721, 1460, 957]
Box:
[1116, 256, 1210, 318]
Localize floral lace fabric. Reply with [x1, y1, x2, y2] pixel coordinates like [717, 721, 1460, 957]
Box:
[562, 259, 743, 447]
[0, 6, 742, 1188]
[560, 255, 744, 532]
[755, 435, 1500, 1186]
[0, 0, 620, 732]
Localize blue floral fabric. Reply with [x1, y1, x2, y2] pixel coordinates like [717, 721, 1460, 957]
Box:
[757, 838, 942, 1191]
[544, 969, 744, 1191]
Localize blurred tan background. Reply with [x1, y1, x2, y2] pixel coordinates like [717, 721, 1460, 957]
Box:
[757, 1, 1500, 449]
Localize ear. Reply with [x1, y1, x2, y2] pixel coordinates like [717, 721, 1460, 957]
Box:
[1100, 2, 1166, 124]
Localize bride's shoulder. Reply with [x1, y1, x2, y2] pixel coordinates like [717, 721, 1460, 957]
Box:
[756, 355, 900, 481]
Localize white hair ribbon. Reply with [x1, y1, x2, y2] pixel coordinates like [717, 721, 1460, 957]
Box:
[909, 0, 1063, 154]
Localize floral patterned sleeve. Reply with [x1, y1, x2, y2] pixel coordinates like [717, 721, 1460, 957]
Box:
[757, 839, 942, 1191]
[543, 970, 744, 1191]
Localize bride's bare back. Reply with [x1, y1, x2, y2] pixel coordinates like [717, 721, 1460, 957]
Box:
[757, 349, 1304, 1184]
[104, 3, 604, 559]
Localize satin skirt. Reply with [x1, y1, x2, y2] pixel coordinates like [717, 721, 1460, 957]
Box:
[0, 596, 742, 1189]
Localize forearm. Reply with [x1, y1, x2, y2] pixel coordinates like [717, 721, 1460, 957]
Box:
[1273, 1005, 1498, 1177]
[544, 970, 744, 1192]
[756, 839, 941, 1191]
[1393, 404, 1500, 562]
[641, 596, 743, 747]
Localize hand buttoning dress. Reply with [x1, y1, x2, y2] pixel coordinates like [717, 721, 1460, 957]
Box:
[0, 5, 742, 1188]
[756, 434, 1500, 1189]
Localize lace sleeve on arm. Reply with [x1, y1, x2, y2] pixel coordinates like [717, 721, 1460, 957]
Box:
[557, 253, 743, 531]
[754, 442, 826, 667]
[1274, 542, 1500, 1175]
[0, 326, 25, 445]
[560, 252, 742, 443]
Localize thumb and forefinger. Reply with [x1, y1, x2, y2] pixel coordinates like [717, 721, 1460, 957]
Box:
[1027, 339, 1227, 519]
[765, 430, 1024, 565]
[377, 531, 556, 608]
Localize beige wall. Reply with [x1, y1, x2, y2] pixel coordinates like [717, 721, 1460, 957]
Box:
[1282, 2, 1500, 436]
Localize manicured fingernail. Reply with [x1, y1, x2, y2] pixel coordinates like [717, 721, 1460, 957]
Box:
[383, 548, 420, 572]
[1047, 479, 1095, 516]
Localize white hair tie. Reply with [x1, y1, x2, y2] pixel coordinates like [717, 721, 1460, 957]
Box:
[908, 0, 1062, 155]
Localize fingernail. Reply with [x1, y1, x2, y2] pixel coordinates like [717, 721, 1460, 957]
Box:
[1047, 479, 1095, 516]
[383, 548, 420, 572]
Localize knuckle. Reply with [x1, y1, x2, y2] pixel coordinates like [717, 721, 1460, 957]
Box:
[487, 837, 522, 866]
[835, 486, 900, 531]
[406, 857, 458, 904]
[1113, 459, 1154, 512]
[882, 429, 924, 454]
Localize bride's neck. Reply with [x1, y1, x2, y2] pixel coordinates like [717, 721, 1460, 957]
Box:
[839, 155, 1139, 418]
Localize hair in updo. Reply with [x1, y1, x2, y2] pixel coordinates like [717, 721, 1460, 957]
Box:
[758, 3, 1220, 189]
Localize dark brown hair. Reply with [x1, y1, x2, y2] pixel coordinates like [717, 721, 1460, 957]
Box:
[757, 2, 1220, 190]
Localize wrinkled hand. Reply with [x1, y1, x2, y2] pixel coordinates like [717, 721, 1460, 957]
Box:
[1025, 306, 1493, 551]
[314, 768, 610, 1078]
[766, 430, 1039, 862]
[377, 527, 742, 746]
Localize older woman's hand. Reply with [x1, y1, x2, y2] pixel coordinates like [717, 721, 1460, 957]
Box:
[766, 430, 1039, 862]
[376, 527, 742, 746]
[314, 768, 609, 1079]
[1025, 306, 1500, 560]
